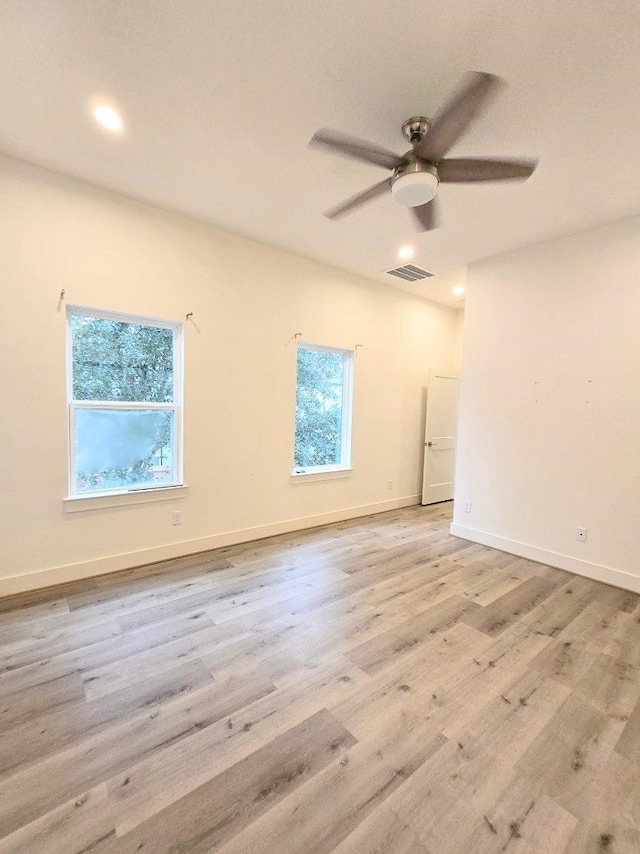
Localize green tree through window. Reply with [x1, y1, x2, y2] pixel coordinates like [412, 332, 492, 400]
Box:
[68, 309, 182, 495]
[294, 345, 352, 470]
[71, 316, 174, 402]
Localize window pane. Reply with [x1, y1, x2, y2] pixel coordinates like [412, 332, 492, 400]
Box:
[71, 315, 174, 402]
[74, 408, 174, 492]
[295, 348, 345, 467]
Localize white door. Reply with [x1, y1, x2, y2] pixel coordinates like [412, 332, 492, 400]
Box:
[421, 369, 460, 505]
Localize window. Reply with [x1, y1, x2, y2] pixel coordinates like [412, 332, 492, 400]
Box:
[294, 343, 353, 474]
[67, 306, 183, 497]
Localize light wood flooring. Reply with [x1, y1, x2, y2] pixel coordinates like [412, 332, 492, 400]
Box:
[1, 502, 640, 852]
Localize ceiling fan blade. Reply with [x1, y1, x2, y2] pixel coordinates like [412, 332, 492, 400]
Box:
[310, 128, 406, 171]
[411, 197, 440, 231]
[415, 72, 507, 162]
[324, 177, 391, 220]
[438, 157, 538, 182]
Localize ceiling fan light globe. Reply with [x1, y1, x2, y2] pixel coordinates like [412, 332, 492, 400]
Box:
[391, 171, 439, 207]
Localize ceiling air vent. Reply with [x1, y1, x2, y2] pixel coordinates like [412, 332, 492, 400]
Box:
[385, 264, 434, 282]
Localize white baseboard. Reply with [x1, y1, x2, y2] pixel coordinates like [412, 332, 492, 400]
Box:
[450, 522, 640, 595]
[0, 495, 421, 598]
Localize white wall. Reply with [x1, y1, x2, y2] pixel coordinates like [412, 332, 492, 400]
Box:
[0, 155, 458, 594]
[452, 215, 640, 592]
[452, 309, 465, 371]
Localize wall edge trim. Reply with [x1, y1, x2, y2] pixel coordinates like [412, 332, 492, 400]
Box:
[449, 522, 640, 594]
[0, 495, 421, 598]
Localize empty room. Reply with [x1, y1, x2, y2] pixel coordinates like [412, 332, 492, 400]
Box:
[1, 1, 639, 851]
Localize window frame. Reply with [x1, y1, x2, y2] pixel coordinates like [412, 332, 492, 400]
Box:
[66, 304, 184, 500]
[293, 341, 354, 477]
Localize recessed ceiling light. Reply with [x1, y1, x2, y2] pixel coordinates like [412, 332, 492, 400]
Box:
[398, 246, 414, 260]
[93, 105, 123, 132]
[452, 285, 465, 296]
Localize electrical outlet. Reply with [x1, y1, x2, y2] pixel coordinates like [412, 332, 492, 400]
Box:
[387, 480, 393, 490]
[463, 501, 472, 513]
[172, 510, 183, 526]
[576, 527, 587, 542]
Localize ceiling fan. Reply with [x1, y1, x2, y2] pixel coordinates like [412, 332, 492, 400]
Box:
[310, 72, 538, 231]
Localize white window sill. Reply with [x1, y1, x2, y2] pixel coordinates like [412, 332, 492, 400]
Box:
[63, 485, 188, 513]
[290, 468, 353, 484]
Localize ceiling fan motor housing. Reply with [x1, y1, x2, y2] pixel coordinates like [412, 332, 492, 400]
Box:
[391, 156, 439, 207]
[401, 116, 431, 145]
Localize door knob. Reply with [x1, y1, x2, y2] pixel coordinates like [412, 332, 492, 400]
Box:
[427, 441, 438, 447]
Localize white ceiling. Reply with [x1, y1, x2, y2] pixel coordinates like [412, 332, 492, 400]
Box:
[1, 1, 639, 309]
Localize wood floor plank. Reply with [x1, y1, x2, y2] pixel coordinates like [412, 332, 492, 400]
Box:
[107, 657, 367, 836]
[114, 708, 356, 852]
[0, 606, 95, 645]
[0, 671, 277, 835]
[461, 575, 559, 637]
[615, 694, 640, 766]
[455, 563, 530, 607]
[475, 782, 578, 853]
[0, 784, 119, 854]
[603, 602, 640, 668]
[279, 610, 402, 662]
[0, 608, 224, 697]
[0, 616, 123, 673]
[0, 598, 70, 626]
[0, 670, 85, 731]
[512, 693, 624, 819]
[556, 599, 629, 651]
[331, 622, 494, 739]
[426, 622, 555, 740]
[596, 585, 640, 614]
[0, 658, 213, 778]
[113, 556, 323, 631]
[562, 751, 640, 853]
[331, 803, 432, 854]
[217, 712, 446, 854]
[530, 638, 601, 689]
[79, 618, 242, 700]
[66, 555, 234, 612]
[344, 594, 481, 675]
[519, 576, 602, 637]
[0, 501, 638, 851]
[390, 670, 571, 851]
[572, 654, 640, 722]
[0, 583, 93, 616]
